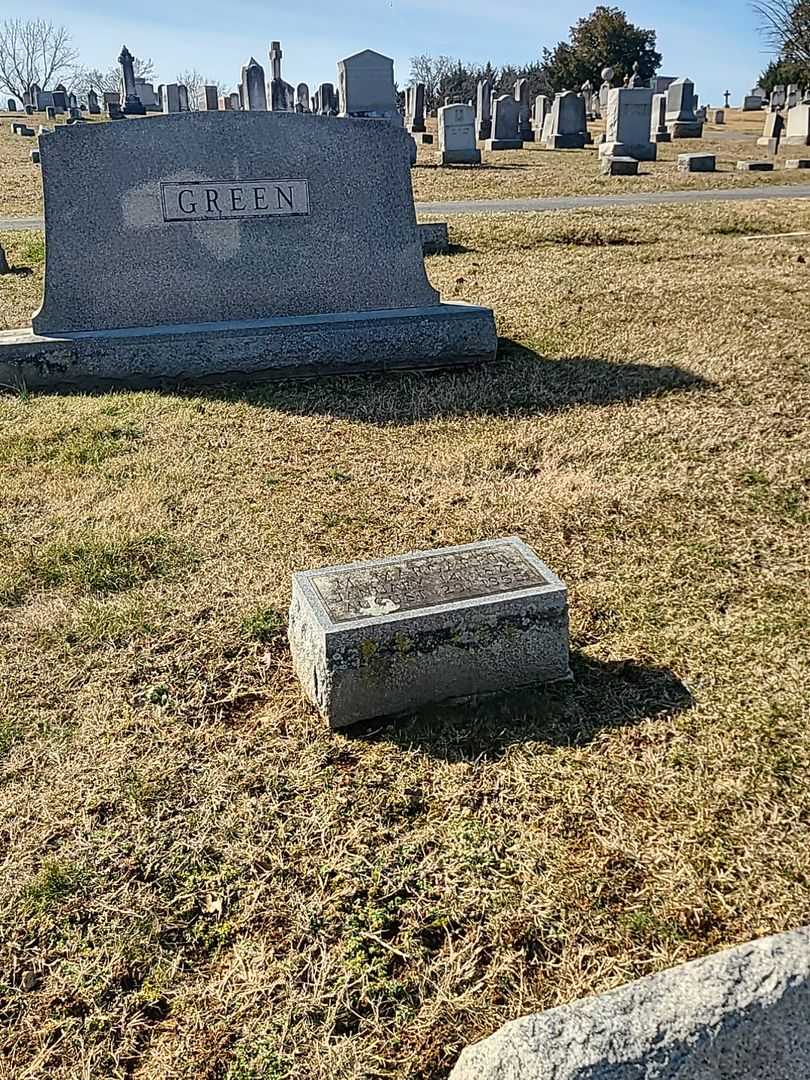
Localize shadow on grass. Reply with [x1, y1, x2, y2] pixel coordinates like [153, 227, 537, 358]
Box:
[192, 339, 712, 424]
[349, 653, 693, 762]
[424, 243, 472, 256]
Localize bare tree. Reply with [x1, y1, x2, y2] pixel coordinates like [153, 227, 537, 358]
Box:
[176, 69, 225, 109]
[73, 56, 155, 99]
[408, 55, 457, 111]
[0, 19, 78, 100]
[752, 0, 810, 66]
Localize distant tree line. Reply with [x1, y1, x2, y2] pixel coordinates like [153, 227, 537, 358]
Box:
[409, 6, 662, 111]
[754, 0, 810, 88]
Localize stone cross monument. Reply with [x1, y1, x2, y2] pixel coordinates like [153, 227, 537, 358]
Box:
[119, 47, 146, 115]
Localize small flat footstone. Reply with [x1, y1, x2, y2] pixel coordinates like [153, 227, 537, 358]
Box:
[600, 155, 639, 175]
[678, 152, 715, 172]
[418, 221, 450, 254]
[288, 537, 571, 728]
[786, 159, 810, 169]
[737, 160, 774, 171]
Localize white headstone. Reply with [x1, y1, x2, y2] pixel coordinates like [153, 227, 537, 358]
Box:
[600, 87, 656, 160]
[436, 103, 481, 165]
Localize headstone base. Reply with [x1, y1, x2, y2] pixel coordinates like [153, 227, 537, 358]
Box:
[678, 153, 716, 172]
[0, 302, 497, 390]
[667, 120, 704, 138]
[485, 138, 522, 151]
[518, 128, 534, 142]
[599, 155, 639, 176]
[122, 98, 146, 116]
[410, 131, 434, 144]
[599, 141, 657, 161]
[736, 160, 774, 171]
[784, 135, 810, 146]
[547, 133, 587, 149]
[786, 158, 810, 169]
[652, 129, 671, 143]
[288, 537, 571, 728]
[437, 148, 482, 165]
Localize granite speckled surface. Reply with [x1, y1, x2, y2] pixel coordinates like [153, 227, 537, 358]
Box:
[288, 537, 571, 729]
[0, 303, 497, 389]
[451, 926, 810, 1079]
[33, 111, 439, 334]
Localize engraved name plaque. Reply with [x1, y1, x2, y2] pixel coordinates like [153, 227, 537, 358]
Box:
[310, 542, 549, 624]
[160, 178, 310, 222]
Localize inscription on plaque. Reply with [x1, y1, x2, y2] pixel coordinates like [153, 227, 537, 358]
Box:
[311, 543, 548, 623]
[160, 178, 310, 222]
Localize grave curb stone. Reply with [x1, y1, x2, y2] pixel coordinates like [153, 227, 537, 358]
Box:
[450, 925, 810, 1080]
[785, 158, 810, 169]
[288, 537, 571, 728]
[737, 160, 774, 171]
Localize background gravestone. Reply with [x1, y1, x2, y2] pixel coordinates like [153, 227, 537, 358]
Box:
[486, 95, 521, 150]
[544, 91, 587, 149]
[338, 50, 398, 117]
[241, 58, 268, 111]
[437, 104, 481, 165]
[163, 84, 181, 114]
[666, 78, 703, 138]
[514, 78, 533, 141]
[785, 104, 810, 146]
[651, 93, 670, 142]
[476, 79, 492, 140]
[600, 87, 656, 161]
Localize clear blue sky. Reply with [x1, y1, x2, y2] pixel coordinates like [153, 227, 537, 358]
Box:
[10, 0, 775, 106]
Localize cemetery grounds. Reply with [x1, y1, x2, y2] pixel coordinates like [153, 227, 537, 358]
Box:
[0, 113, 809, 1078]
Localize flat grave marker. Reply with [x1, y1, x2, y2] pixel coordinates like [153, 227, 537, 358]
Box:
[289, 537, 571, 727]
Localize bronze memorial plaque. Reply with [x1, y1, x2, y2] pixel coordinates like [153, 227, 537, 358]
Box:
[311, 542, 548, 624]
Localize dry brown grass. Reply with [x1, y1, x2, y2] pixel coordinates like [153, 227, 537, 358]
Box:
[0, 110, 806, 219]
[412, 128, 809, 203]
[0, 199, 809, 1080]
[0, 113, 45, 216]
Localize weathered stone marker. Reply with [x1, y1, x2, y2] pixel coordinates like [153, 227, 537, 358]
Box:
[678, 152, 716, 172]
[486, 95, 522, 150]
[436, 103, 481, 165]
[288, 537, 571, 728]
[543, 91, 587, 149]
[0, 112, 496, 387]
[666, 78, 703, 138]
[600, 155, 639, 175]
[599, 87, 656, 161]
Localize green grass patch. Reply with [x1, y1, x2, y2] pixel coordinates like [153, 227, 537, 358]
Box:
[6, 533, 189, 602]
[23, 858, 85, 913]
[17, 233, 45, 266]
[241, 605, 286, 643]
[0, 423, 142, 467]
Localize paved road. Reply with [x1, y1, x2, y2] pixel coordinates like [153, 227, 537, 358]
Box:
[1, 185, 809, 232]
[0, 215, 43, 232]
[415, 184, 810, 216]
